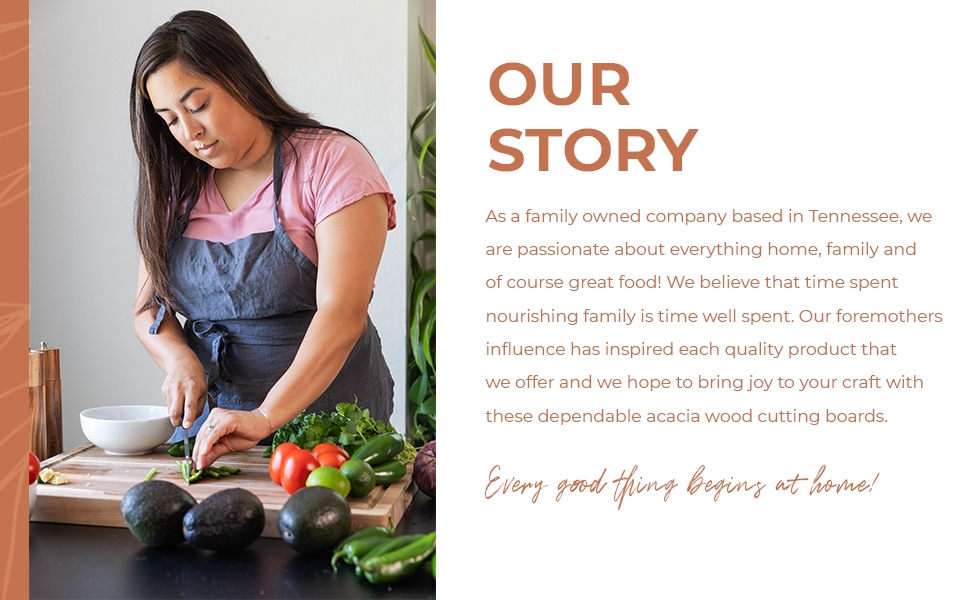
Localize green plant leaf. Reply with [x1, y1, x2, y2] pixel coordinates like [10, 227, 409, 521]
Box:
[411, 268, 436, 303]
[409, 317, 426, 373]
[405, 192, 418, 220]
[415, 397, 436, 425]
[422, 147, 436, 181]
[411, 230, 436, 249]
[410, 144, 436, 183]
[410, 253, 424, 280]
[406, 187, 436, 219]
[409, 270, 436, 373]
[410, 423, 429, 445]
[409, 230, 435, 281]
[417, 134, 436, 178]
[411, 396, 436, 443]
[405, 187, 436, 219]
[408, 372, 430, 405]
[419, 24, 436, 73]
[410, 101, 436, 138]
[417, 187, 436, 214]
[420, 296, 436, 374]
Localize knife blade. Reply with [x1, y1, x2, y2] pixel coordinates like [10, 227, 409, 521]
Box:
[182, 424, 190, 463]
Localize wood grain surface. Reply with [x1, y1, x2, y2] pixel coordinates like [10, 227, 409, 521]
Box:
[31, 443, 413, 538]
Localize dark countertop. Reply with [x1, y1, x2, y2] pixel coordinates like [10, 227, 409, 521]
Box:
[29, 489, 436, 599]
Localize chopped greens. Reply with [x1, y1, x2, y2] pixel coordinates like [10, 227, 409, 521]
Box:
[177, 460, 241, 484]
[178, 460, 193, 483]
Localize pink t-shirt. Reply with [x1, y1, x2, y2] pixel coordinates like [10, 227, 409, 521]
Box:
[182, 129, 396, 266]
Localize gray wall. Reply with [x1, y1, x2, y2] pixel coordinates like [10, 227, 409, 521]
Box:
[30, 1, 433, 448]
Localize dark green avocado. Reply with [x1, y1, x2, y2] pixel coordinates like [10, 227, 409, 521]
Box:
[182, 488, 265, 552]
[120, 480, 197, 547]
[278, 486, 352, 553]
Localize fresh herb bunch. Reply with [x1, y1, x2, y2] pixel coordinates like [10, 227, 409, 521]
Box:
[263, 401, 417, 462]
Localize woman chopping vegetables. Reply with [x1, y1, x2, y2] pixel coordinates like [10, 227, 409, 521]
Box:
[131, 10, 395, 471]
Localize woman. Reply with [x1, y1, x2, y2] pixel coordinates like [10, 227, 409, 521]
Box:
[131, 10, 395, 471]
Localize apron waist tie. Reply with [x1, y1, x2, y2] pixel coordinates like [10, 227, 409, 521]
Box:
[148, 303, 166, 335]
[148, 292, 171, 335]
[191, 320, 230, 391]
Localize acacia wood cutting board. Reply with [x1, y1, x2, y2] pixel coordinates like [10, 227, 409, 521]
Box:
[31, 443, 413, 538]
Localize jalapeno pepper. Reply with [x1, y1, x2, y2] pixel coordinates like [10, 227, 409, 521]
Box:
[177, 460, 240, 483]
[358, 532, 436, 584]
[188, 467, 204, 483]
[337, 525, 395, 548]
[331, 535, 392, 569]
[204, 466, 241, 478]
[370, 459, 406, 486]
[168, 436, 196, 456]
[350, 433, 405, 466]
[330, 526, 394, 569]
[357, 534, 424, 565]
[177, 460, 193, 483]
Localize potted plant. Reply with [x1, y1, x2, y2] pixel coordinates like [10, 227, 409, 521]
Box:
[407, 25, 436, 445]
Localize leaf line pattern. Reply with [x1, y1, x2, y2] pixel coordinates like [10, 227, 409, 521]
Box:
[0, 164, 27, 207]
[0, 123, 27, 140]
[1, 453, 25, 600]
[0, 86, 26, 97]
[0, 20, 27, 34]
[0, 11, 29, 598]
[0, 413, 27, 453]
[0, 305, 27, 353]
[0, 165, 26, 182]
[0, 44, 27, 64]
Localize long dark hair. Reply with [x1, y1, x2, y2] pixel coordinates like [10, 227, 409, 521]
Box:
[131, 10, 332, 315]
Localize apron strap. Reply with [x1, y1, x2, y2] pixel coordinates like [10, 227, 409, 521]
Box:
[151, 133, 285, 336]
[272, 132, 284, 214]
[173, 131, 284, 239]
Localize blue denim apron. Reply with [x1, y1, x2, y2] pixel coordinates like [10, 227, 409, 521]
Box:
[150, 136, 394, 438]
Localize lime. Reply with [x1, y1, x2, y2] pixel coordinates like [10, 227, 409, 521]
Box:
[339, 459, 376, 498]
[306, 466, 351, 497]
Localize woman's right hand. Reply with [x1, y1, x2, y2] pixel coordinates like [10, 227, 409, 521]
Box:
[135, 256, 208, 429]
[162, 357, 207, 428]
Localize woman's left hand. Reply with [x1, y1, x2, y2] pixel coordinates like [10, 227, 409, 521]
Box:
[192, 407, 273, 469]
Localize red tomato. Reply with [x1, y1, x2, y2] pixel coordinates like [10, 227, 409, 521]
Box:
[312, 443, 349, 461]
[280, 449, 320, 494]
[28, 451, 40, 485]
[315, 451, 348, 469]
[269, 442, 300, 485]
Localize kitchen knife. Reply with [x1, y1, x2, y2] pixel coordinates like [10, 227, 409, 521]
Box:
[174, 420, 192, 483]
[182, 424, 190, 464]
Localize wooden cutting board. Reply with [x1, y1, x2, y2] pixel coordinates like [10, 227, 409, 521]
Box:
[31, 443, 413, 538]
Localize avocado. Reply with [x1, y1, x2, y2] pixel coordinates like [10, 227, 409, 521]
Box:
[120, 480, 197, 547]
[182, 488, 265, 552]
[278, 486, 352, 553]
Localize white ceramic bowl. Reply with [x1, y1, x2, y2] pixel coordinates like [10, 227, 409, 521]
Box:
[29, 480, 37, 518]
[79, 405, 174, 455]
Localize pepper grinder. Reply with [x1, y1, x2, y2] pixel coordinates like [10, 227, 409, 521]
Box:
[40, 342, 63, 458]
[28, 349, 47, 460]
